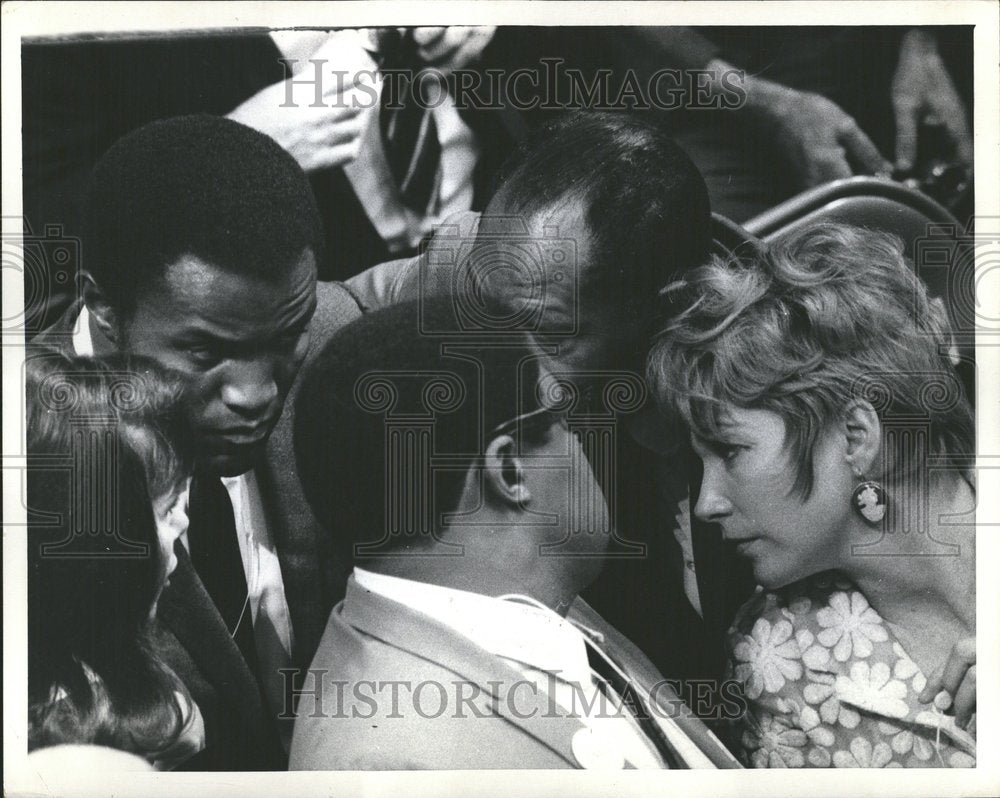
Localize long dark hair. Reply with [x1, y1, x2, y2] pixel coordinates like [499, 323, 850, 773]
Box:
[26, 351, 195, 757]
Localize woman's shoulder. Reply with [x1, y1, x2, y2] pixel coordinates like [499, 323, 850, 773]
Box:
[726, 572, 896, 706]
[725, 573, 977, 768]
[730, 571, 878, 633]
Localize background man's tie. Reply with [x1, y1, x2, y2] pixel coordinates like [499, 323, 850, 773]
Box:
[378, 29, 443, 213]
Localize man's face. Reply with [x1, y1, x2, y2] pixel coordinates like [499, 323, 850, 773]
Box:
[520, 410, 611, 588]
[483, 200, 645, 387]
[120, 250, 318, 477]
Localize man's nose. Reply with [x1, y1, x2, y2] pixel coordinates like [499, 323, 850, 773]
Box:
[220, 359, 279, 419]
[694, 465, 733, 523]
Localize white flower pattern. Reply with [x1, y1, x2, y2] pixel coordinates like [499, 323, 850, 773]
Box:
[833, 737, 893, 768]
[727, 573, 975, 769]
[815, 590, 888, 661]
[835, 661, 909, 719]
[732, 617, 803, 699]
[743, 713, 808, 768]
[802, 674, 861, 729]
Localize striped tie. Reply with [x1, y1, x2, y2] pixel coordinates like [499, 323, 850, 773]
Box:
[378, 30, 443, 213]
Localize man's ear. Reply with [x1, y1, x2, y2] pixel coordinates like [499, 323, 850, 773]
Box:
[843, 400, 882, 477]
[484, 434, 530, 508]
[80, 272, 121, 346]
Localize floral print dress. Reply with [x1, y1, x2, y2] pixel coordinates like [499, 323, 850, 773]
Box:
[726, 572, 976, 768]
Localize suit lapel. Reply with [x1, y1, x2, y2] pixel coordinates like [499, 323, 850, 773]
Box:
[340, 578, 588, 768]
[570, 597, 741, 769]
[158, 544, 266, 724]
[256, 282, 364, 668]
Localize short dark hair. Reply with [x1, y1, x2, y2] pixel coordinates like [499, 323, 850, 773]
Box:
[83, 114, 323, 314]
[294, 297, 548, 560]
[26, 351, 195, 756]
[490, 111, 711, 321]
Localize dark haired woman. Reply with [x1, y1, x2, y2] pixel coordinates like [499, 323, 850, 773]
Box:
[27, 354, 203, 770]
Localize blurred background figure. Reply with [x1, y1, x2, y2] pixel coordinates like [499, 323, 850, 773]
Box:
[21, 26, 519, 334]
[26, 353, 203, 771]
[646, 26, 974, 221]
[20, 25, 973, 334]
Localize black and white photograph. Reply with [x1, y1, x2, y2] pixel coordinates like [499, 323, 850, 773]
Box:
[2, 2, 998, 796]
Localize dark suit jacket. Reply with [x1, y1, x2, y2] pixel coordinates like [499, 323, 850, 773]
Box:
[30, 280, 364, 769]
[290, 576, 740, 770]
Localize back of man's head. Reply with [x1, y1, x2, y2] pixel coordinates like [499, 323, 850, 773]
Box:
[83, 114, 323, 315]
[487, 111, 711, 319]
[294, 297, 547, 563]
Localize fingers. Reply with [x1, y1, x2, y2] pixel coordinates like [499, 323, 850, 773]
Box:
[309, 137, 363, 172]
[918, 636, 976, 732]
[953, 666, 976, 728]
[808, 154, 854, 185]
[919, 663, 944, 704]
[307, 103, 366, 125]
[414, 26, 495, 71]
[939, 637, 976, 697]
[442, 28, 497, 72]
[411, 26, 450, 55]
[794, 142, 854, 186]
[942, 113, 974, 168]
[891, 93, 921, 172]
[323, 111, 367, 146]
[839, 119, 892, 176]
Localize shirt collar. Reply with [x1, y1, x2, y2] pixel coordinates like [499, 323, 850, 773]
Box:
[73, 303, 95, 356]
[353, 567, 593, 686]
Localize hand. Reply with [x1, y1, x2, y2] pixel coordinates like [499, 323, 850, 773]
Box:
[227, 35, 374, 173]
[919, 636, 975, 729]
[891, 29, 973, 173]
[409, 27, 496, 74]
[708, 60, 892, 190]
[748, 79, 891, 188]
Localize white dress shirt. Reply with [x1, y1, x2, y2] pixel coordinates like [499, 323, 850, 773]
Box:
[353, 567, 666, 769]
[74, 305, 295, 746]
[270, 29, 480, 253]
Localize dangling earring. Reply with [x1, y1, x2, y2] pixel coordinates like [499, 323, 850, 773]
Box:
[851, 468, 888, 525]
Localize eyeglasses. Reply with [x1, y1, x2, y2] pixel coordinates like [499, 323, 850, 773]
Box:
[489, 404, 570, 440]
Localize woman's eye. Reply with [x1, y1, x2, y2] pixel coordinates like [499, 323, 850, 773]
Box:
[714, 443, 742, 462]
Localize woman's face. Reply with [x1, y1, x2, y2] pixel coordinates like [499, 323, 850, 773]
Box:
[691, 407, 854, 589]
[153, 477, 191, 590]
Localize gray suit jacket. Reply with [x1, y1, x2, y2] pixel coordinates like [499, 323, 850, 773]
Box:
[289, 576, 740, 770]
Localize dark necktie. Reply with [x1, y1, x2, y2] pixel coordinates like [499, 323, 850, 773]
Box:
[582, 636, 685, 769]
[378, 31, 443, 213]
[186, 472, 258, 676]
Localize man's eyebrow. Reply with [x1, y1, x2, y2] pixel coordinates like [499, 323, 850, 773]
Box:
[174, 295, 316, 346]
